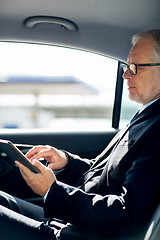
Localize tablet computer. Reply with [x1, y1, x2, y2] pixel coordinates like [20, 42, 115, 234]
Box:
[0, 139, 40, 173]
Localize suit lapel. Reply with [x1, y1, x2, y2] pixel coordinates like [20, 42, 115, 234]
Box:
[90, 125, 130, 170]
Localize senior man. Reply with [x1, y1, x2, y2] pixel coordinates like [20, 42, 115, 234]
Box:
[0, 29, 160, 240]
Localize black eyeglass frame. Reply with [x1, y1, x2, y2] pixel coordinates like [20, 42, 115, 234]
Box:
[121, 62, 160, 75]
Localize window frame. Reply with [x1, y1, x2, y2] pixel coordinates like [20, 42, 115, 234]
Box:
[112, 61, 124, 129]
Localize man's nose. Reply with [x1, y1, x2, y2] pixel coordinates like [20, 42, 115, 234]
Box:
[123, 68, 131, 79]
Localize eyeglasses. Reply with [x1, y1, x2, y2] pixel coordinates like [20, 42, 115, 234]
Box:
[122, 62, 160, 75]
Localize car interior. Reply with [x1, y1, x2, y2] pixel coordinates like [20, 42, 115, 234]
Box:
[0, 0, 159, 239]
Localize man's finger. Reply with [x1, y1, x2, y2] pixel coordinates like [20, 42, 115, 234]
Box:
[32, 159, 47, 174]
[15, 161, 36, 187]
[26, 145, 46, 158]
[15, 161, 34, 176]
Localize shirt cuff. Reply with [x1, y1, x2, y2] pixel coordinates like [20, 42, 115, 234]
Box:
[43, 187, 51, 203]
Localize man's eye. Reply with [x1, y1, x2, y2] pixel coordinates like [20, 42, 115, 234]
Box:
[137, 67, 143, 70]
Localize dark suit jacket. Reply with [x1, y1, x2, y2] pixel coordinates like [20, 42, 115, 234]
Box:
[44, 99, 160, 239]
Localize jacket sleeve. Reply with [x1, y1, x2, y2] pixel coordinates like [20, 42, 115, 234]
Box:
[55, 151, 93, 186]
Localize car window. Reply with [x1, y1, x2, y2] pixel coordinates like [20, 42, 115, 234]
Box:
[0, 42, 118, 131]
[0, 42, 138, 132]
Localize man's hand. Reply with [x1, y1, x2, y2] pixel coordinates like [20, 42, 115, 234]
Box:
[26, 145, 68, 170]
[15, 159, 56, 197]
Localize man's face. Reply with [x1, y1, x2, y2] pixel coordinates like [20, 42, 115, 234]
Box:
[123, 37, 160, 105]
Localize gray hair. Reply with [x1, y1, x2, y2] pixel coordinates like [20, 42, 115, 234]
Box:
[132, 29, 160, 62]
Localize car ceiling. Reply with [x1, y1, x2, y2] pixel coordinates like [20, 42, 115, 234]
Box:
[0, 0, 160, 61]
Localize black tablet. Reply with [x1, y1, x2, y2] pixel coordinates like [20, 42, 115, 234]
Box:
[0, 139, 40, 174]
